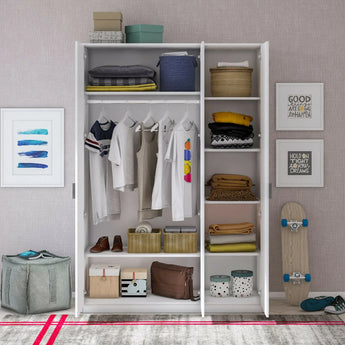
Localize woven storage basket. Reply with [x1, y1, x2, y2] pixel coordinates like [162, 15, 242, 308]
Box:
[210, 67, 253, 97]
[127, 228, 161, 253]
[163, 230, 197, 253]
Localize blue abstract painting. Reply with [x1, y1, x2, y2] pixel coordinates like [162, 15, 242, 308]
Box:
[16, 128, 48, 169]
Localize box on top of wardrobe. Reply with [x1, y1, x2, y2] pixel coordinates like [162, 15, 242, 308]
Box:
[93, 12, 122, 31]
[125, 24, 164, 43]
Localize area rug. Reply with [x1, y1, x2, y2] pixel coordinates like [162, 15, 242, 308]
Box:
[0, 314, 344, 345]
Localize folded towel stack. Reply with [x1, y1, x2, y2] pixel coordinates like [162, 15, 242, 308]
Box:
[209, 112, 254, 148]
[86, 65, 157, 91]
[206, 222, 256, 252]
[206, 174, 258, 201]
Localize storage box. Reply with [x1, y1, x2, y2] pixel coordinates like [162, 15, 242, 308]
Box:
[230, 270, 253, 297]
[125, 24, 163, 43]
[121, 268, 147, 297]
[210, 275, 230, 297]
[89, 264, 120, 298]
[163, 230, 197, 253]
[93, 12, 122, 31]
[89, 31, 124, 43]
[210, 67, 253, 97]
[127, 228, 161, 253]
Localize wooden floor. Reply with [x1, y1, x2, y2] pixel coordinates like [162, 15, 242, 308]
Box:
[1, 298, 344, 321]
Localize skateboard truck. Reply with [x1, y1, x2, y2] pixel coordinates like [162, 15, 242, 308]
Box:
[281, 219, 308, 232]
[283, 272, 311, 284]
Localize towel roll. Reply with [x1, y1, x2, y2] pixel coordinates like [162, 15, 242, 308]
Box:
[135, 221, 152, 233]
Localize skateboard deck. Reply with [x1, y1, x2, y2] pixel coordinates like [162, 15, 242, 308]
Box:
[281, 202, 310, 305]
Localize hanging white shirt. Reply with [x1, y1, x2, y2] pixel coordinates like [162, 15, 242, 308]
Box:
[85, 120, 121, 225]
[151, 117, 173, 210]
[165, 121, 199, 221]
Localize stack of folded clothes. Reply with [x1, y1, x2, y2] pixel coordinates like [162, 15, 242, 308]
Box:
[206, 222, 256, 252]
[208, 111, 254, 148]
[86, 65, 157, 91]
[206, 174, 258, 201]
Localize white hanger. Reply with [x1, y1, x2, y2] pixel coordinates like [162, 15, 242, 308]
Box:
[98, 106, 109, 124]
[122, 109, 136, 127]
[135, 106, 156, 132]
[151, 110, 174, 132]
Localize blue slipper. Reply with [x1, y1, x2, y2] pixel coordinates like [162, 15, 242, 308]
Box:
[300, 296, 335, 311]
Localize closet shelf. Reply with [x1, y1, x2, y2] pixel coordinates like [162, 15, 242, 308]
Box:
[86, 247, 201, 258]
[205, 251, 260, 257]
[204, 148, 260, 153]
[85, 91, 201, 96]
[83, 43, 201, 49]
[204, 97, 260, 101]
[204, 200, 260, 205]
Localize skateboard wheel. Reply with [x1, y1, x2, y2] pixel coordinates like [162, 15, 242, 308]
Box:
[283, 274, 290, 282]
[302, 219, 308, 227]
[305, 274, 311, 282]
[281, 219, 288, 227]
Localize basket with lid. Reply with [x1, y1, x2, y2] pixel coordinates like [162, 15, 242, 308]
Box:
[230, 270, 253, 297]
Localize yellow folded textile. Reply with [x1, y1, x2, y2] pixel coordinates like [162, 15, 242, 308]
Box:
[211, 181, 251, 191]
[206, 242, 257, 252]
[207, 174, 253, 190]
[212, 112, 253, 126]
[86, 83, 158, 91]
[209, 222, 254, 235]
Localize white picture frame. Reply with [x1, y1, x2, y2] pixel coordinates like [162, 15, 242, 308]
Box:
[276, 83, 324, 131]
[276, 139, 324, 187]
[1, 108, 64, 187]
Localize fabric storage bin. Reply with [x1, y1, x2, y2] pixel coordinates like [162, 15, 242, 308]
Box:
[1, 255, 71, 314]
[230, 270, 254, 297]
[89, 264, 120, 298]
[125, 24, 163, 43]
[210, 275, 230, 297]
[163, 230, 197, 253]
[93, 12, 122, 31]
[127, 228, 161, 253]
[89, 31, 124, 43]
[121, 268, 147, 297]
[157, 55, 198, 91]
[210, 67, 253, 97]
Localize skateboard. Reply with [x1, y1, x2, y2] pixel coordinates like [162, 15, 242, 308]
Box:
[281, 202, 310, 305]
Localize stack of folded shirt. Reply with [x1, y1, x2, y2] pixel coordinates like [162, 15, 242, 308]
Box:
[86, 65, 157, 91]
[208, 111, 254, 148]
[206, 222, 256, 252]
[206, 174, 258, 201]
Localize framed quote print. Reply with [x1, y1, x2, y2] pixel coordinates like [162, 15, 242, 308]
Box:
[276, 139, 324, 187]
[276, 83, 324, 131]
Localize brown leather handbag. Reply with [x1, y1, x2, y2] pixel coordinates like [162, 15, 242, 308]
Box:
[150, 261, 199, 301]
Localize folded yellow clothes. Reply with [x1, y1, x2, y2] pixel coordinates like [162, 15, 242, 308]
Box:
[212, 112, 253, 126]
[86, 83, 158, 91]
[209, 222, 254, 235]
[206, 242, 257, 252]
[211, 181, 251, 191]
[207, 174, 253, 190]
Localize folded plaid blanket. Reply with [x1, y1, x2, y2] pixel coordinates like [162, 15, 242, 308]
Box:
[206, 242, 257, 252]
[211, 134, 254, 148]
[208, 232, 256, 244]
[209, 222, 255, 235]
[88, 76, 156, 86]
[207, 189, 258, 201]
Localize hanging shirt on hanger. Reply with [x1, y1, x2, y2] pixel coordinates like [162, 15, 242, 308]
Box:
[151, 117, 174, 210]
[108, 118, 139, 192]
[165, 121, 199, 221]
[85, 120, 121, 225]
[137, 123, 162, 221]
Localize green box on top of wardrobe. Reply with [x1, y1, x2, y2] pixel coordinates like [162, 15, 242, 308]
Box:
[125, 24, 164, 43]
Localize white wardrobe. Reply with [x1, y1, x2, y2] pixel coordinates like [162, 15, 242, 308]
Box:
[75, 41, 269, 317]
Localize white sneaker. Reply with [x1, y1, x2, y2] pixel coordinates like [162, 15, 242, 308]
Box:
[324, 295, 345, 314]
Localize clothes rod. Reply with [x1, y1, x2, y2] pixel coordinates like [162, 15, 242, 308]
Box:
[87, 100, 200, 104]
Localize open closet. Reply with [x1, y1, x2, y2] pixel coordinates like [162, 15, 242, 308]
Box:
[75, 42, 269, 317]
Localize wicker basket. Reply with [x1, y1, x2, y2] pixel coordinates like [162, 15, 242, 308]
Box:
[127, 228, 161, 253]
[163, 230, 197, 253]
[210, 67, 253, 97]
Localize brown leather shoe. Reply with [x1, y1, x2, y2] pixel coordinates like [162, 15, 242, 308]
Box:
[90, 236, 110, 253]
[111, 235, 123, 252]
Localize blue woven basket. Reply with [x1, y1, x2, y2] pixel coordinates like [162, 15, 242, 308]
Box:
[157, 55, 198, 91]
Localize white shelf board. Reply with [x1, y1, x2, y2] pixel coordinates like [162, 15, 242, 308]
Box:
[83, 43, 201, 49]
[204, 97, 260, 101]
[205, 148, 260, 153]
[204, 43, 262, 50]
[205, 251, 260, 257]
[86, 247, 201, 259]
[205, 200, 260, 205]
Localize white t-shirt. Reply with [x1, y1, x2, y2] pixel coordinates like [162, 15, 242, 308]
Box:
[108, 119, 139, 192]
[165, 121, 198, 221]
[85, 120, 121, 225]
[151, 117, 173, 210]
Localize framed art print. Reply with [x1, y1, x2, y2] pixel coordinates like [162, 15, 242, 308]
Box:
[1, 108, 64, 187]
[276, 83, 324, 131]
[276, 139, 324, 187]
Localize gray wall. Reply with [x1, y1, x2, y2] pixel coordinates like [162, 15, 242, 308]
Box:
[1, 0, 344, 292]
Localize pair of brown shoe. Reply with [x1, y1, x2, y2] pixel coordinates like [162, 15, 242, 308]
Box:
[90, 235, 123, 253]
